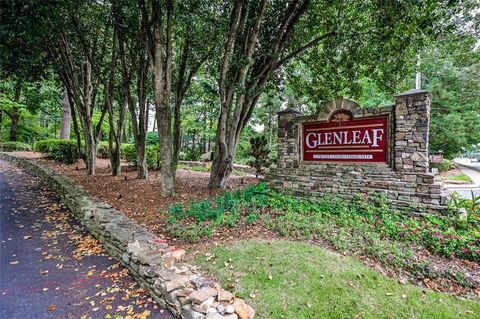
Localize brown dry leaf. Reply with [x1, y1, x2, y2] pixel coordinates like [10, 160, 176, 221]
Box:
[47, 304, 56, 311]
[137, 310, 151, 319]
[73, 236, 103, 259]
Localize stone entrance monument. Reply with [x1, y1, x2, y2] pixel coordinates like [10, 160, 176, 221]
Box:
[267, 89, 448, 214]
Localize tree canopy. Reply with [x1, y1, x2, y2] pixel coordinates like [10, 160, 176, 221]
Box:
[0, 0, 478, 194]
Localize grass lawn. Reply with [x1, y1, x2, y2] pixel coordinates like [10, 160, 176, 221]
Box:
[447, 173, 473, 183]
[196, 240, 480, 319]
[436, 171, 473, 183]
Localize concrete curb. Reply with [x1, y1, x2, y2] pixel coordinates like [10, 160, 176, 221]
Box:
[0, 153, 255, 319]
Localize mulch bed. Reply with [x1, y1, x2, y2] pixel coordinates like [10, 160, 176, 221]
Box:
[15, 153, 260, 248]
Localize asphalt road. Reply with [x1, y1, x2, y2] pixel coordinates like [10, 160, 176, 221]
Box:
[444, 161, 480, 199]
[0, 160, 174, 319]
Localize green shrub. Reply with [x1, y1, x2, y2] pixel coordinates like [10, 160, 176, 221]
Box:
[0, 141, 32, 152]
[247, 135, 272, 177]
[121, 143, 136, 163]
[121, 143, 158, 169]
[97, 141, 110, 158]
[35, 139, 78, 164]
[129, 132, 159, 146]
[51, 141, 78, 164]
[35, 139, 57, 153]
[431, 159, 455, 172]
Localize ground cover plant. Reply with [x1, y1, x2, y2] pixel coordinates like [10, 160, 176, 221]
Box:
[166, 183, 480, 292]
[167, 183, 479, 261]
[196, 241, 480, 319]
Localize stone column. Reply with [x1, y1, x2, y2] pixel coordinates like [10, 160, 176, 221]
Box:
[277, 108, 301, 168]
[394, 89, 431, 173]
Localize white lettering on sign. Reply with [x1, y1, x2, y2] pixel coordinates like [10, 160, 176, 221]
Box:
[305, 129, 384, 148]
[313, 154, 373, 159]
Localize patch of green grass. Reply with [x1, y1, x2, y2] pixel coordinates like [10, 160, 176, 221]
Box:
[177, 163, 211, 172]
[447, 173, 473, 183]
[436, 172, 472, 183]
[197, 240, 480, 319]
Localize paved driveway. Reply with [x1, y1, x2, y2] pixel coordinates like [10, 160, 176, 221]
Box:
[0, 160, 174, 319]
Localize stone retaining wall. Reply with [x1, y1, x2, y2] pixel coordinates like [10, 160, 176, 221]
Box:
[0, 153, 254, 319]
[267, 90, 448, 215]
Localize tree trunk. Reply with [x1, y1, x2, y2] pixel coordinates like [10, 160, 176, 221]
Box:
[106, 33, 124, 177]
[67, 91, 84, 162]
[268, 113, 273, 149]
[59, 87, 71, 139]
[148, 0, 175, 196]
[0, 110, 3, 143]
[172, 91, 184, 170]
[83, 124, 97, 175]
[8, 80, 22, 142]
[9, 114, 20, 142]
[210, 139, 235, 188]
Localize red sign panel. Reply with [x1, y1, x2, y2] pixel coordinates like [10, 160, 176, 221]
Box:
[430, 154, 444, 163]
[302, 110, 388, 163]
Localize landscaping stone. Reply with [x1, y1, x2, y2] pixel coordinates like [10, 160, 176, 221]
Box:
[192, 297, 215, 313]
[218, 289, 234, 302]
[232, 299, 255, 319]
[181, 305, 206, 319]
[0, 153, 256, 319]
[189, 287, 218, 304]
[192, 277, 217, 289]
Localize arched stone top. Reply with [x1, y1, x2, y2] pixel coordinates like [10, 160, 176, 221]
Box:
[316, 96, 362, 121]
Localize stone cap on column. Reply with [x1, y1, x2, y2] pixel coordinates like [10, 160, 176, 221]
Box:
[395, 89, 430, 98]
[277, 108, 302, 116]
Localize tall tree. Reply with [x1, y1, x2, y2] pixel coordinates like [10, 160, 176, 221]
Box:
[209, 0, 460, 188]
[139, 0, 222, 195]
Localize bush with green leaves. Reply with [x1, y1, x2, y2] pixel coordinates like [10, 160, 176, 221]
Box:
[34, 139, 58, 153]
[35, 139, 78, 164]
[431, 159, 455, 172]
[121, 143, 159, 169]
[97, 141, 110, 158]
[0, 141, 32, 152]
[247, 135, 272, 177]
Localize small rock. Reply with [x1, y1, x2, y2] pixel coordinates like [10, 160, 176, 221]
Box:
[157, 273, 192, 292]
[163, 255, 176, 268]
[218, 289, 234, 302]
[177, 288, 196, 297]
[189, 287, 218, 304]
[181, 305, 206, 319]
[216, 303, 226, 315]
[192, 277, 217, 289]
[233, 299, 255, 319]
[192, 297, 215, 313]
[206, 310, 238, 319]
[225, 304, 235, 314]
